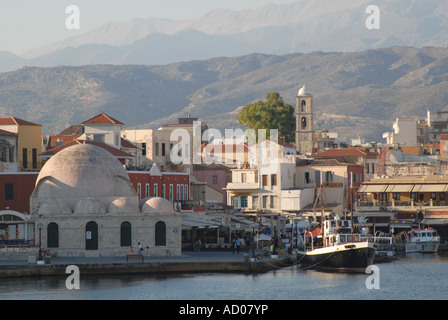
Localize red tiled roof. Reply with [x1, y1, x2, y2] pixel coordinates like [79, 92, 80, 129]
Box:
[47, 135, 80, 150]
[40, 140, 134, 159]
[313, 148, 378, 158]
[0, 117, 41, 126]
[81, 112, 124, 125]
[0, 129, 18, 137]
[120, 138, 138, 149]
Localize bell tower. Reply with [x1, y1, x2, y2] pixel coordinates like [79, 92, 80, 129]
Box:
[295, 84, 314, 155]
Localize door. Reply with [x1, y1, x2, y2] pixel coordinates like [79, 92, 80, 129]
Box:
[85, 221, 98, 250]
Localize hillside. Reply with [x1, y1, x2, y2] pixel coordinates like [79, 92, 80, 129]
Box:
[1, 46, 448, 142]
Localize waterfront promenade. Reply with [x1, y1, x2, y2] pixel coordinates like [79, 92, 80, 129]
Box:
[0, 251, 297, 278]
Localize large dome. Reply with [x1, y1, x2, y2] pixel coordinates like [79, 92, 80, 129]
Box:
[34, 144, 136, 203]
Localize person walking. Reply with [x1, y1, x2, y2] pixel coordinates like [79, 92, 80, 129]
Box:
[235, 238, 241, 255]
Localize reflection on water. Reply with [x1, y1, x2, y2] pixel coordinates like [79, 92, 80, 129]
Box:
[3, 253, 448, 300]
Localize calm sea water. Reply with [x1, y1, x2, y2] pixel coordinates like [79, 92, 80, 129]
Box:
[2, 253, 448, 301]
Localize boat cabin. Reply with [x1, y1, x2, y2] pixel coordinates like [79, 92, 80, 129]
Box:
[323, 219, 363, 247]
[409, 228, 440, 242]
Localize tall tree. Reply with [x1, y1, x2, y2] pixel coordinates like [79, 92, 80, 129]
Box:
[238, 92, 295, 143]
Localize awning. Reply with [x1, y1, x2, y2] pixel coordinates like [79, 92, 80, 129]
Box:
[358, 184, 387, 193]
[412, 184, 448, 192]
[385, 184, 414, 192]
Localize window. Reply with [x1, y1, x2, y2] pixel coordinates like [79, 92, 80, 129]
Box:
[142, 143, 146, 156]
[393, 192, 400, 201]
[155, 221, 166, 246]
[22, 148, 27, 169]
[440, 193, 445, 201]
[5, 183, 13, 200]
[411, 193, 418, 201]
[301, 100, 306, 112]
[154, 184, 158, 197]
[169, 184, 173, 200]
[379, 193, 387, 202]
[177, 185, 180, 200]
[371, 163, 375, 174]
[315, 171, 321, 184]
[32, 148, 37, 169]
[262, 196, 268, 208]
[271, 174, 277, 186]
[155, 143, 159, 156]
[184, 184, 188, 200]
[162, 143, 166, 156]
[431, 192, 437, 200]
[240, 196, 248, 208]
[241, 173, 247, 183]
[212, 175, 218, 184]
[162, 184, 166, 199]
[115, 134, 120, 146]
[180, 185, 184, 200]
[262, 175, 268, 186]
[93, 134, 104, 143]
[301, 117, 307, 129]
[146, 183, 150, 198]
[120, 221, 132, 247]
[231, 196, 239, 208]
[305, 172, 310, 184]
[252, 196, 259, 209]
[137, 183, 141, 199]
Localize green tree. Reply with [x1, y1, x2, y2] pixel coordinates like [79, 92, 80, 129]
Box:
[238, 92, 295, 143]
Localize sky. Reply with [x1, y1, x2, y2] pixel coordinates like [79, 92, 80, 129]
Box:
[0, 0, 296, 56]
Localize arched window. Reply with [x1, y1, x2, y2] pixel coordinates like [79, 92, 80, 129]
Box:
[120, 221, 132, 247]
[301, 117, 307, 130]
[47, 222, 59, 248]
[85, 221, 98, 250]
[301, 100, 306, 112]
[155, 221, 166, 246]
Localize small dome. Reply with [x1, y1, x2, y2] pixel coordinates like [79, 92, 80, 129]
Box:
[38, 199, 72, 215]
[142, 197, 174, 214]
[74, 199, 107, 214]
[109, 197, 140, 214]
[139, 196, 153, 210]
[298, 84, 310, 96]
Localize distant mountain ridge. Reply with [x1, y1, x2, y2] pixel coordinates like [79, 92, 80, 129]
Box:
[2, 0, 448, 72]
[2, 46, 448, 143]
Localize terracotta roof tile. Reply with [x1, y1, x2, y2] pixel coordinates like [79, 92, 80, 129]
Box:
[0, 117, 41, 126]
[313, 148, 377, 158]
[81, 112, 124, 125]
[41, 140, 133, 159]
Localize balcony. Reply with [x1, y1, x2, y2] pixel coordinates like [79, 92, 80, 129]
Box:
[226, 182, 259, 191]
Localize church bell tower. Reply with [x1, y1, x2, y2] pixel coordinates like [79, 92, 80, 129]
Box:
[295, 84, 314, 155]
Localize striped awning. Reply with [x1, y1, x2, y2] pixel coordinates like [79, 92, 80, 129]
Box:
[385, 184, 414, 192]
[412, 184, 448, 192]
[357, 184, 388, 193]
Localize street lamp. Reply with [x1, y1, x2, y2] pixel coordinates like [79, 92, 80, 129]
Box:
[37, 223, 43, 261]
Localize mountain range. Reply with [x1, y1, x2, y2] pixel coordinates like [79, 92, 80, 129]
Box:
[1, 0, 448, 72]
[2, 46, 448, 142]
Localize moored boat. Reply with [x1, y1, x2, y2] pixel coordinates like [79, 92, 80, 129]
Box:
[297, 218, 376, 273]
[405, 227, 440, 253]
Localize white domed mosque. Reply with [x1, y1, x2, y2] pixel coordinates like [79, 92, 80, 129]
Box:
[30, 143, 181, 257]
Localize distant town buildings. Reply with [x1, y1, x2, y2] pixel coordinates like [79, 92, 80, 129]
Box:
[4, 83, 448, 258]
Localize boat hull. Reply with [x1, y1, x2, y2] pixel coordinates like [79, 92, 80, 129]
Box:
[297, 242, 376, 273]
[406, 241, 440, 253]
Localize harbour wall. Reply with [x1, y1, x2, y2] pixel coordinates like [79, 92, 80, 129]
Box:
[0, 256, 298, 278]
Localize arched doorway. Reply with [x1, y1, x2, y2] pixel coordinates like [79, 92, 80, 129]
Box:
[120, 221, 132, 247]
[155, 221, 166, 246]
[47, 222, 59, 248]
[85, 221, 98, 250]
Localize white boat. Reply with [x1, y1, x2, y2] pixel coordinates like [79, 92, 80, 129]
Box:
[406, 228, 440, 253]
[296, 218, 376, 273]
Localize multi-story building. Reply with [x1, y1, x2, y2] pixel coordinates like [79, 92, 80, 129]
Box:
[356, 175, 448, 238]
[0, 117, 42, 171]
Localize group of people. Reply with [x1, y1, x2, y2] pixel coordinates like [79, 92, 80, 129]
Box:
[129, 242, 151, 256]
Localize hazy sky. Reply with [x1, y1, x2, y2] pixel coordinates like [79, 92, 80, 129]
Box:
[0, 0, 296, 55]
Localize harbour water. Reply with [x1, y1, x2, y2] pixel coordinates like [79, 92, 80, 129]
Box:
[2, 253, 448, 301]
